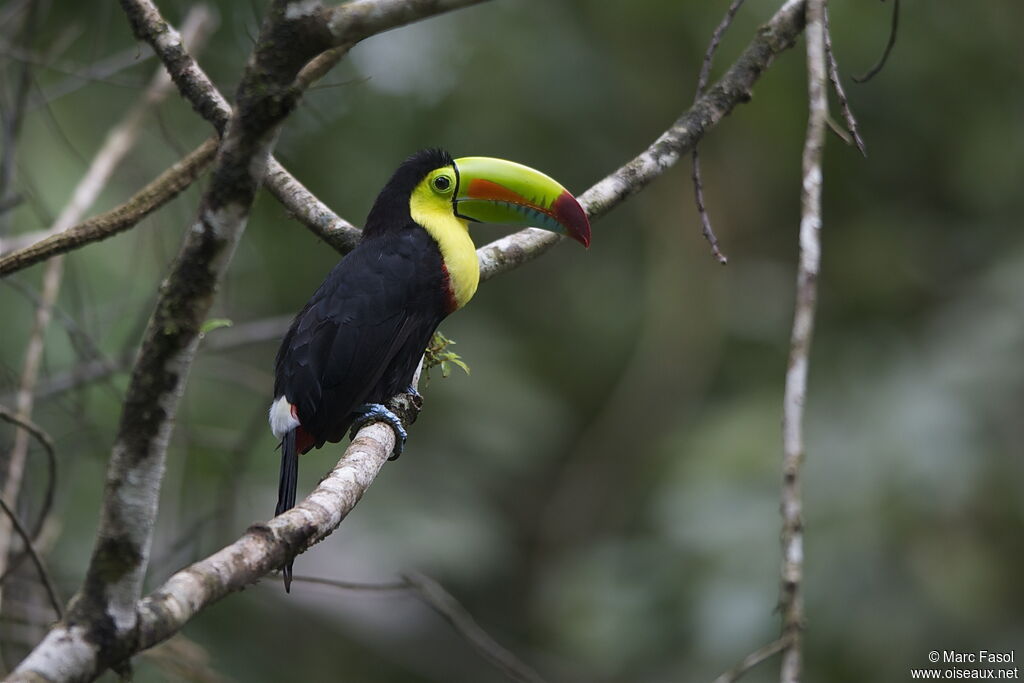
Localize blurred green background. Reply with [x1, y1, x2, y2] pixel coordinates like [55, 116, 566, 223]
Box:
[0, 0, 1022, 681]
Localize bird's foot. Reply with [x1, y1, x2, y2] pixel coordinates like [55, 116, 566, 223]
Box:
[350, 403, 408, 460]
[404, 385, 421, 400]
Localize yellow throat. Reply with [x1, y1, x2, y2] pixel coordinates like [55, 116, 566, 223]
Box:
[409, 175, 480, 310]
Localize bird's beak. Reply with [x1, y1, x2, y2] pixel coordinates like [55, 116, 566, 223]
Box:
[452, 157, 591, 248]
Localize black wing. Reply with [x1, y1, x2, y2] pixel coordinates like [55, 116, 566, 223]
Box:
[274, 227, 446, 446]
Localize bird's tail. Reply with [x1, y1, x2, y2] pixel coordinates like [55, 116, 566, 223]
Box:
[275, 429, 299, 592]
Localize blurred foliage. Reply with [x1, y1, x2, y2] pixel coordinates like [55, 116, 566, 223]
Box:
[0, 0, 1022, 681]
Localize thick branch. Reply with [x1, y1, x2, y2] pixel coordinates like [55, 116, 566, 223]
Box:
[477, 0, 807, 281]
[779, 1, 827, 681]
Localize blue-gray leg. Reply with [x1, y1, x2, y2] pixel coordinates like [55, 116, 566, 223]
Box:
[350, 403, 408, 459]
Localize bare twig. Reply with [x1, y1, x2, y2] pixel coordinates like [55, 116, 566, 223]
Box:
[712, 637, 792, 683]
[823, 6, 866, 155]
[852, 0, 899, 83]
[0, 0, 39, 235]
[477, 0, 808, 282]
[404, 571, 548, 683]
[0, 497, 62, 620]
[0, 406, 54, 463]
[779, 1, 827, 681]
[690, 0, 745, 265]
[0, 404, 57, 581]
[0, 137, 217, 273]
[289, 575, 409, 591]
[288, 573, 548, 683]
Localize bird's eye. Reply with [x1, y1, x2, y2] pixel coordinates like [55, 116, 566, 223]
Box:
[432, 175, 452, 192]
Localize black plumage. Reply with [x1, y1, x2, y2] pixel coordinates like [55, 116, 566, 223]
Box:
[272, 150, 457, 591]
[274, 149, 454, 450]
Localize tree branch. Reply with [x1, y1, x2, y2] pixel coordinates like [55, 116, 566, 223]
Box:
[0, 402, 57, 582]
[476, 0, 808, 282]
[779, 1, 827, 681]
[690, 0, 746, 265]
[852, 0, 899, 83]
[822, 5, 866, 156]
[0, 137, 218, 275]
[402, 571, 547, 683]
[0, 497, 62, 621]
[0, 0, 39, 235]
[711, 636, 791, 683]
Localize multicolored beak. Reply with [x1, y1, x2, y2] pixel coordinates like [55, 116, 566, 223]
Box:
[452, 157, 591, 247]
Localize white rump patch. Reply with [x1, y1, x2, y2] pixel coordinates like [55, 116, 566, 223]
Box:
[269, 396, 300, 440]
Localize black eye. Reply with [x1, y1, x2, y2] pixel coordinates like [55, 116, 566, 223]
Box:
[433, 175, 451, 192]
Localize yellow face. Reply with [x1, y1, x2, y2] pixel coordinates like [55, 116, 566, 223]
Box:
[409, 165, 479, 310]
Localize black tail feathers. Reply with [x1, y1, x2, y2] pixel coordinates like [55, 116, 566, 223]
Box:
[276, 429, 299, 592]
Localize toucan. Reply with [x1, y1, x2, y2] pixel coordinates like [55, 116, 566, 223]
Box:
[268, 148, 590, 590]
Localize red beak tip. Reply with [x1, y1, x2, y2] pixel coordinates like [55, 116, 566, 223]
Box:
[554, 191, 592, 249]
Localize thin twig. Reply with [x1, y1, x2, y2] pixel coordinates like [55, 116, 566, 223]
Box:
[779, 1, 827, 681]
[0, 313, 292, 406]
[403, 572, 548, 683]
[712, 637, 792, 683]
[690, 0, 745, 265]
[0, 497, 62, 620]
[823, 6, 866, 156]
[27, 46, 156, 110]
[290, 575, 410, 592]
[10, 2, 813, 679]
[0, 404, 57, 582]
[852, 0, 899, 83]
[291, 574, 546, 683]
[0, 0, 39, 235]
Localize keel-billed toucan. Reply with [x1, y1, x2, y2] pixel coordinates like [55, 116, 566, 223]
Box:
[269, 149, 590, 589]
